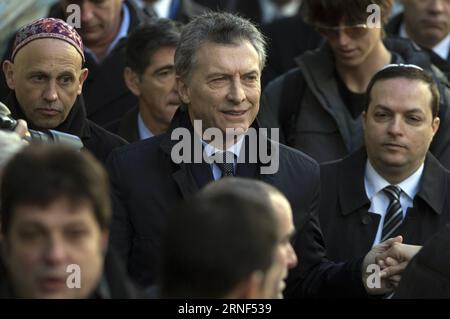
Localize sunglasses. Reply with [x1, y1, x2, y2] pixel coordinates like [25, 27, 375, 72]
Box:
[315, 24, 370, 39]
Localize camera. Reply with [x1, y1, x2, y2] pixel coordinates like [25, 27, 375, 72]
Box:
[0, 102, 83, 150]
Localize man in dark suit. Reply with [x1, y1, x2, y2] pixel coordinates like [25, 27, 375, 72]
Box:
[319, 65, 450, 280]
[108, 19, 181, 142]
[0, 0, 152, 128]
[107, 11, 407, 298]
[386, 0, 450, 78]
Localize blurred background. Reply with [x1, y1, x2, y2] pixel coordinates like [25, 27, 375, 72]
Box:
[0, 0, 404, 57]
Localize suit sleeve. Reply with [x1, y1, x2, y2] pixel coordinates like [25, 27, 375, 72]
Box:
[284, 160, 369, 298]
[106, 151, 133, 269]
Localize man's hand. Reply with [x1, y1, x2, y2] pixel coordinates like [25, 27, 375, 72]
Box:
[14, 119, 30, 138]
[362, 236, 403, 295]
[376, 242, 422, 286]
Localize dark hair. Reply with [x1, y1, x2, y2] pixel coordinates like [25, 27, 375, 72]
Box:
[301, 0, 393, 26]
[125, 18, 182, 76]
[365, 65, 440, 118]
[160, 185, 278, 298]
[1, 145, 111, 235]
[175, 12, 267, 80]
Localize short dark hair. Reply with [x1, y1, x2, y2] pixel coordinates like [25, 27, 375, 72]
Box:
[175, 12, 267, 80]
[1, 145, 111, 235]
[301, 0, 393, 26]
[160, 183, 278, 298]
[125, 18, 182, 76]
[365, 65, 440, 118]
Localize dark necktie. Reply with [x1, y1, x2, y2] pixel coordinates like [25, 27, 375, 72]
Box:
[381, 185, 403, 242]
[215, 151, 235, 177]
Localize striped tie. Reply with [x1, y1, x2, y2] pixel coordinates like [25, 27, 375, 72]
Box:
[381, 185, 403, 242]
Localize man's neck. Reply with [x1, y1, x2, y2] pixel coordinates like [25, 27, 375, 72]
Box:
[139, 104, 168, 136]
[85, 14, 123, 61]
[370, 160, 425, 185]
[404, 23, 442, 50]
[336, 41, 391, 93]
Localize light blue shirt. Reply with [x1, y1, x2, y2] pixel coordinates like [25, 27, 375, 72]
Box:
[137, 113, 154, 140]
[84, 3, 130, 62]
[364, 160, 424, 246]
[203, 137, 245, 180]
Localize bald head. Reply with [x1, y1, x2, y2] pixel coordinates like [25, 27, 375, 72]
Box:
[3, 38, 88, 129]
[202, 178, 297, 298]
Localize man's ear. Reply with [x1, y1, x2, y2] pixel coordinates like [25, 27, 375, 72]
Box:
[431, 116, 440, 137]
[177, 76, 190, 104]
[3, 60, 15, 90]
[77, 68, 89, 95]
[123, 67, 141, 96]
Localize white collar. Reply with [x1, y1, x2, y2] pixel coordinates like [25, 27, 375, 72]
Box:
[433, 32, 450, 60]
[203, 135, 245, 159]
[365, 159, 424, 201]
[400, 22, 450, 60]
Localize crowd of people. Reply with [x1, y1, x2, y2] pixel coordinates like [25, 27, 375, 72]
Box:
[1, 0, 450, 299]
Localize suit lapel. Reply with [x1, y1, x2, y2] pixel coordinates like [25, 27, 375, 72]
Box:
[118, 107, 139, 142]
[338, 148, 380, 249]
[190, 162, 214, 189]
[160, 108, 214, 198]
[339, 148, 371, 215]
[172, 163, 202, 199]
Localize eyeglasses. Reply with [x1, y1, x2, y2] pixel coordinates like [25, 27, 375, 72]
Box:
[315, 24, 370, 40]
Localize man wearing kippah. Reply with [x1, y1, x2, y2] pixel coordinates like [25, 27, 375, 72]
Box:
[0, 0, 152, 128]
[318, 64, 450, 294]
[2, 18, 126, 164]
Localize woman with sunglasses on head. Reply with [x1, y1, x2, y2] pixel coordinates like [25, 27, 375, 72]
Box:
[259, 0, 450, 169]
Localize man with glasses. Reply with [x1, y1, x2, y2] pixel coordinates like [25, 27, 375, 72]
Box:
[258, 0, 450, 169]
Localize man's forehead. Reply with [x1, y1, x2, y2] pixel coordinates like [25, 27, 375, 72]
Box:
[14, 39, 83, 70]
[372, 78, 431, 98]
[148, 46, 176, 66]
[12, 200, 95, 225]
[370, 78, 433, 112]
[195, 41, 261, 70]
